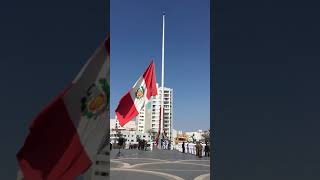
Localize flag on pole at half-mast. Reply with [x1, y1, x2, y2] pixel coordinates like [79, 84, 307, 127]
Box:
[115, 61, 157, 127]
[16, 34, 110, 180]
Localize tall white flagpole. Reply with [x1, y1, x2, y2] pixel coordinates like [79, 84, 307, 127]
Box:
[160, 12, 165, 148]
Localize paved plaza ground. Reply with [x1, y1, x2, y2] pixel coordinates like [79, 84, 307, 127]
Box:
[110, 148, 210, 180]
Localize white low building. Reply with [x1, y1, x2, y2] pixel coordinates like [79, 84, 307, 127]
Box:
[110, 116, 153, 148]
[172, 129, 178, 143]
[110, 117, 137, 131]
[185, 129, 207, 142]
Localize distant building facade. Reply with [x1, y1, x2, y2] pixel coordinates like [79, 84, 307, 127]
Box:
[185, 129, 208, 142]
[110, 116, 151, 145]
[110, 117, 137, 131]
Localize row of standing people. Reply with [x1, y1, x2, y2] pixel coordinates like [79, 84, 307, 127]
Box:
[109, 139, 150, 151]
[182, 141, 210, 158]
[134, 139, 148, 150]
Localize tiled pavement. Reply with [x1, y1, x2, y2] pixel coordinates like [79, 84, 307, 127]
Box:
[110, 149, 210, 180]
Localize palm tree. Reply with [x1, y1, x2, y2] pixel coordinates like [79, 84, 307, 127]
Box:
[191, 133, 196, 143]
[202, 131, 210, 143]
[147, 129, 158, 141]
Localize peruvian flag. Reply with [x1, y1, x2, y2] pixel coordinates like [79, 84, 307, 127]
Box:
[16, 34, 110, 180]
[115, 61, 157, 127]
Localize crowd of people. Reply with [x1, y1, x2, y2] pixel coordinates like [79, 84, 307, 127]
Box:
[110, 135, 152, 151]
[114, 139, 149, 151]
[110, 137, 210, 159]
[136, 139, 149, 150]
[181, 141, 210, 158]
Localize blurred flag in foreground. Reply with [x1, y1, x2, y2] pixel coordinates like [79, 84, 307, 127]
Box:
[16, 34, 110, 180]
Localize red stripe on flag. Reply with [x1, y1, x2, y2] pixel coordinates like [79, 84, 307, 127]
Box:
[115, 91, 139, 127]
[17, 87, 91, 180]
[143, 60, 158, 99]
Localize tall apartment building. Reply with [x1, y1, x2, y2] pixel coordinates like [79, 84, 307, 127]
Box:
[137, 84, 173, 141]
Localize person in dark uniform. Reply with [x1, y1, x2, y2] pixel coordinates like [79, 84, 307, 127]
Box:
[182, 141, 185, 153]
[186, 143, 189, 153]
[140, 140, 144, 150]
[138, 139, 141, 150]
[144, 140, 148, 151]
[204, 142, 210, 157]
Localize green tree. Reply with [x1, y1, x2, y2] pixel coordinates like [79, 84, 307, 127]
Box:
[191, 133, 196, 143]
[147, 129, 158, 141]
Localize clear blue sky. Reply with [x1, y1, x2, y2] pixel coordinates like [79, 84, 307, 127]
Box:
[111, 0, 210, 131]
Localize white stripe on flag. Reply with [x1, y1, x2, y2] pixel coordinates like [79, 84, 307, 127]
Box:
[129, 76, 148, 112]
[63, 39, 109, 162]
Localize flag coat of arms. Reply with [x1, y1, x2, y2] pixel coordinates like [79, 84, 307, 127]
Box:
[115, 61, 157, 127]
[16, 34, 110, 180]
